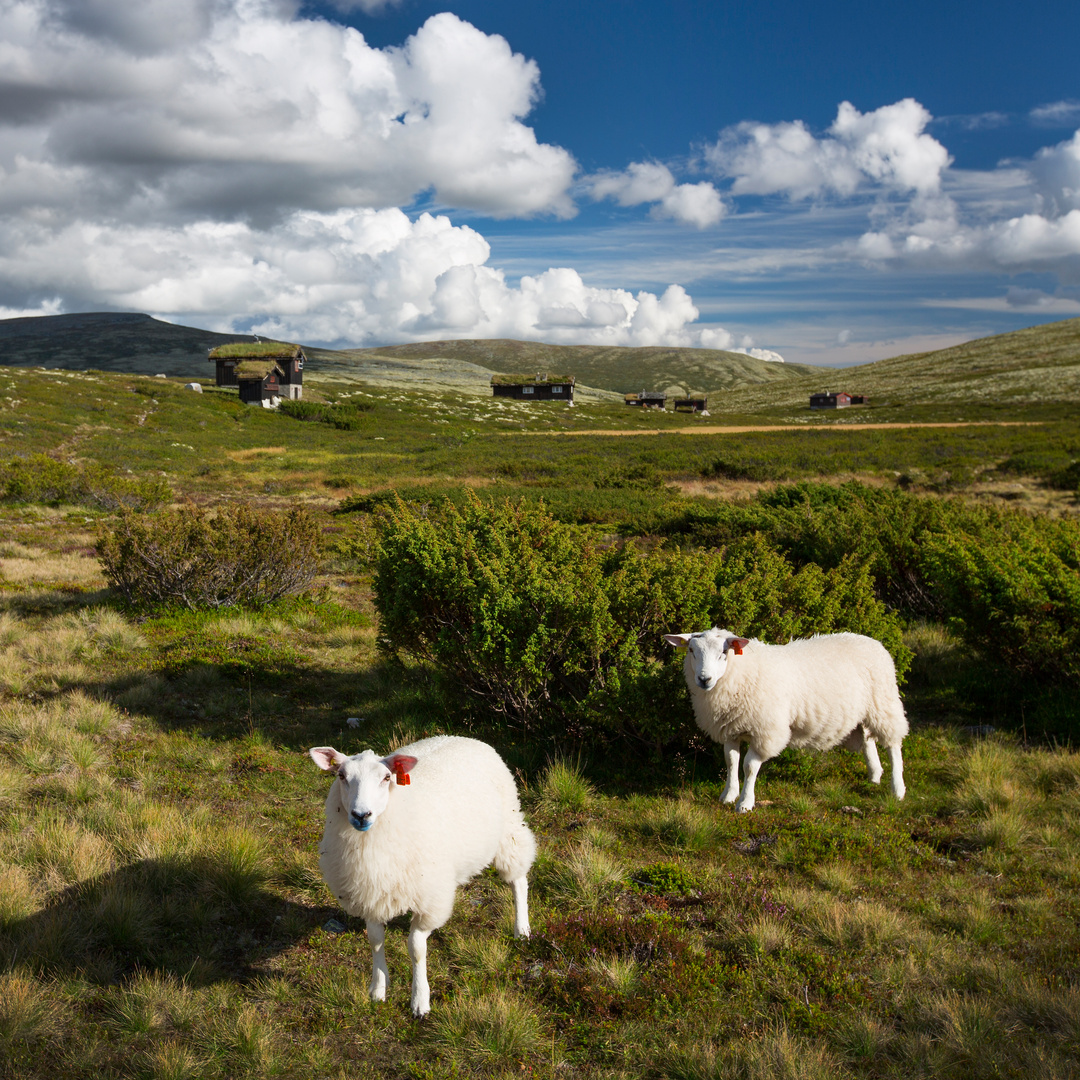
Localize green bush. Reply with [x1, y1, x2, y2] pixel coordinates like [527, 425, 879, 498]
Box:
[97, 504, 321, 610]
[659, 482, 1080, 697]
[278, 399, 372, 430]
[0, 453, 169, 511]
[922, 515, 1080, 685]
[371, 493, 908, 747]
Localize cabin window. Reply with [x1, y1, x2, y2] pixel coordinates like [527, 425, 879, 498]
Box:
[552, 386, 563, 394]
[522, 386, 534, 394]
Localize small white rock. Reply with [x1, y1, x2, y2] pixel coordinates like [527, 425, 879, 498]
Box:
[347, 717, 361, 728]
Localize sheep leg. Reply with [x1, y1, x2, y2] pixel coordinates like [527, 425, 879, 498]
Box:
[888, 744, 906, 800]
[862, 737, 884, 784]
[510, 875, 531, 938]
[735, 747, 766, 813]
[407, 917, 432, 1018]
[366, 920, 389, 1002]
[720, 741, 741, 803]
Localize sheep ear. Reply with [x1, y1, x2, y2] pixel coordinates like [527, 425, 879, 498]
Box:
[384, 753, 418, 786]
[309, 746, 347, 771]
[663, 633, 692, 648]
[727, 637, 750, 656]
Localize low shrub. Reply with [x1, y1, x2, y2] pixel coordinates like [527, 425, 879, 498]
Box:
[278, 399, 372, 430]
[371, 493, 907, 747]
[97, 504, 320, 610]
[0, 454, 169, 511]
[922, 514, 1080, 685]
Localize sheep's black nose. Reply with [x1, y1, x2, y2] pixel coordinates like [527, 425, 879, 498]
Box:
[697, 676, 710, 689]
[350, 811, 372, 831]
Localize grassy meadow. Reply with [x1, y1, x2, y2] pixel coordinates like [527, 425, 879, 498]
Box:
[2, 327, 1080, 1080]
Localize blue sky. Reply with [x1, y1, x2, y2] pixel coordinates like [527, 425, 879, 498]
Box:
[1, 0, 1078, 364]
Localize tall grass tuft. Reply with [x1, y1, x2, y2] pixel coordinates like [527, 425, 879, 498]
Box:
[429, 989, 544, 1065]
[537, 839, 626, 911]
[0, 973, 61, 1046]
[537, 756, 594, 812]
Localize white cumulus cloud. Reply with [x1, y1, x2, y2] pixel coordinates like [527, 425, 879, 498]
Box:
[733, 347, 785, 363]
[0, 0, 739, 347]
[587, 161, 725, 227]
[0, 1, 577, 223]
[704, 98, 951, 199]
[0, 205, 715, 347]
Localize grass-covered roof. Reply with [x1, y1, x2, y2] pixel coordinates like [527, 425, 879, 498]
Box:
[490, 372, 575, 386]
[234, 359, 282, 379]
[209, 341, 304, 360]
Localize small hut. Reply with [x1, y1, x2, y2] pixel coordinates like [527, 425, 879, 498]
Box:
[809, 391, 851, 409]
[673, 396, 708, 413]
[209, 342, 305, 403]
[624, 390, 667, 409]
[491, 373, 575, 402]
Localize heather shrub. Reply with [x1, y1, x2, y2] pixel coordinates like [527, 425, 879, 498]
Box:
[0, 454, 168, 511]
[278, 398, 372, 430]
[371, 493, 907, 747]
[922, 515, 1080, 685]
[97, 504, 320, 610]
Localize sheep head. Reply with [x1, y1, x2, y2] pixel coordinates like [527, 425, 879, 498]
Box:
[663, 628, 750, 692]
[309, 746, 418, 832]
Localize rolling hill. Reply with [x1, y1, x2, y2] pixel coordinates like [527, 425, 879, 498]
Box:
[4, 312, 1080, 414]
[313, 337, 828, 395]
[0, 312, 254, 377]
[709, 315, 1080, 415]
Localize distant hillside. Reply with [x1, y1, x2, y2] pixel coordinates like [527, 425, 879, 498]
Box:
[710, 316, 1080, 414]
[0, 312, 254, 377]
[312, 338, 829, 395]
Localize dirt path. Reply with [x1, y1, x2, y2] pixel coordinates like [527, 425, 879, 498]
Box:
[508, 421, 1042, 436]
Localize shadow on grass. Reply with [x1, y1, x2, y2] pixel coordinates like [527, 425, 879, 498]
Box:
[1, 856, 340, 986]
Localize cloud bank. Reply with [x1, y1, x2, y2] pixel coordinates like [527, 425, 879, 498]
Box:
[0, 0, 736, 346]
[699, 99, 1080, 280]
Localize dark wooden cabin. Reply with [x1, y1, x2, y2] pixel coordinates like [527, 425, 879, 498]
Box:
[673, 396, 708, 413]
[491, 373, 575, 402]
[809, 391, 852, 409]
[209, 342, 305, 402]
[624, 391, 667, 409]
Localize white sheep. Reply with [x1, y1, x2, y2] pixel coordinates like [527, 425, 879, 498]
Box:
[663, 629, 908, 812]
[308, 734, 536, 1017]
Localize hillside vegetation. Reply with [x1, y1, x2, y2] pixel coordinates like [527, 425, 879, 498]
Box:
[714, 316, 1080, 419]
[1, 319, 1080, 1079]
[0, 312, 255, 377]
[316, 336, 827, 395]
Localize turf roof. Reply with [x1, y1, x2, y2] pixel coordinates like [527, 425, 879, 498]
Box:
[490, 372, 576, 386]
[209, 341, 303, 359]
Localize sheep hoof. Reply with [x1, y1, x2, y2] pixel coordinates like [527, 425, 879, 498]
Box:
[735, 803, 753, 813]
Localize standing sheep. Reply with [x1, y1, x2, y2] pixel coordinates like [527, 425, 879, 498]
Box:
[308, 735, 536, 1017]
[663, 629, 908, 812]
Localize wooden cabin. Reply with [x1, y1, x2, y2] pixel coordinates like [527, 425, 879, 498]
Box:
[209, 342, 305, 403]
[624, 391, 667, 409]
[673, 396, 708, 413]
[809, 391, 851, 409]
[491, 373, 575, 402]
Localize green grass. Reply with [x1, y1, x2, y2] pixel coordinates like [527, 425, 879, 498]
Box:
[2, 331, 1080, 1078]
[3, 528, 1080, 1079]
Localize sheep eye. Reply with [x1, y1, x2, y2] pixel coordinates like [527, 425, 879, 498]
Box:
[382, 774, 391, 783]
[337, 771, 346, 780]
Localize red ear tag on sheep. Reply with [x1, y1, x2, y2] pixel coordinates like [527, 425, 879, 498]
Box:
[730, 641, 743, 655]
[392, 761, 411, 786]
